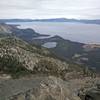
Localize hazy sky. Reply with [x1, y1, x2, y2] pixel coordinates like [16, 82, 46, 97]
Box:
[0, 0, 100, 19]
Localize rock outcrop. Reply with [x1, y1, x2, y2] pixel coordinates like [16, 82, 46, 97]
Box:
[0, 76, 81, 100]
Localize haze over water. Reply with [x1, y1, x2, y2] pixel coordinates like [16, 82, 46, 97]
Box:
[8, 22, 100, 44]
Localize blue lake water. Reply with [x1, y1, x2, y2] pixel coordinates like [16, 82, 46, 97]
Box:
[7, 22, 100, 44]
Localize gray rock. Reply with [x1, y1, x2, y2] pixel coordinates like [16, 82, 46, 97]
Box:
[0, 76, 81, 100]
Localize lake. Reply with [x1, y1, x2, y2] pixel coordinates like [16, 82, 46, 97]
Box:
[42, 42, 57, 48]
[7, 22, 100, 44]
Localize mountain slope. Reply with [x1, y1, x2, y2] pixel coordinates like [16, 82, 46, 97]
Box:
[32, 35, 100, 71]
[0, 38, 68, 78]
[32, 35, 84, 59]
[0, 36, 95, 79]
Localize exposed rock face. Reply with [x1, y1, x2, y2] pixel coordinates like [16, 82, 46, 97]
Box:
[0, 76, 81, 100]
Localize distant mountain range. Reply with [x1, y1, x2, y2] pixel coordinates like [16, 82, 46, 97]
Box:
[0, 18, 100, 25]
[0, 19, 33, 23]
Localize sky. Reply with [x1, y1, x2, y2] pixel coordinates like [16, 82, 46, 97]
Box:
[0, 0, 100, 19]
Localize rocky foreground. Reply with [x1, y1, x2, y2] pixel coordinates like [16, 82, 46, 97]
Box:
[0, 76, 100, 100]
[1, 76, 77, 100]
